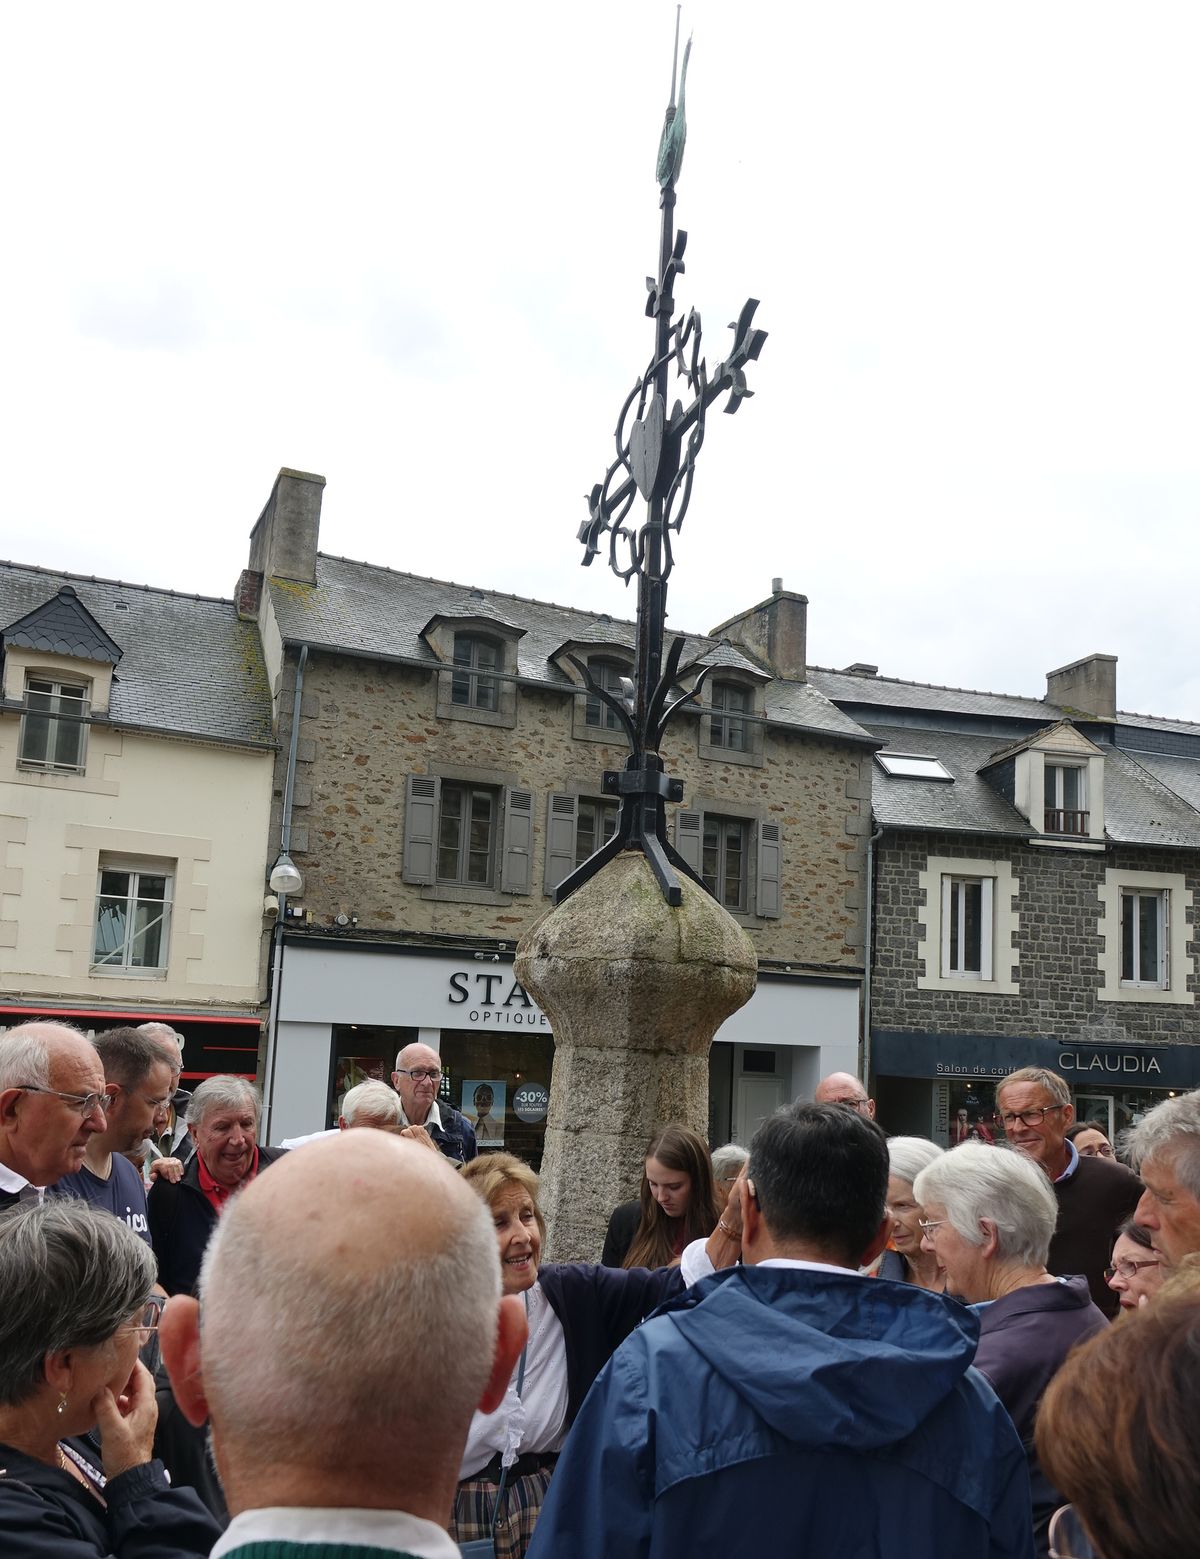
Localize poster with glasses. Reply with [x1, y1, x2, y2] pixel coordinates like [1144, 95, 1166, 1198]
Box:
[462, 1079, 506, 1147]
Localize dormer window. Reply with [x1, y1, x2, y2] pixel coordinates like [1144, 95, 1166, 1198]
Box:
[451, 634, 500, 713]
[20, 675, 90, 773]
[584, 658, 628, 732]
[709, 680, 749, 752]
[1044, 763, 1088, 836]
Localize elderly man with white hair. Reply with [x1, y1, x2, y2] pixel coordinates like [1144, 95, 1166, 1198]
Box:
[134, 1022, 194, 1181]
[1125, 1087, 1200, 1273]
[0, 1022, 107, 1207]
[914, 1142, 1108, 1555]
[147, 1076, 286, 1296]
[160, 1130, 526, 1559]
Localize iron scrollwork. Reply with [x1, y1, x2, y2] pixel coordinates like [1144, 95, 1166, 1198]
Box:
[556, 14, 767, 908]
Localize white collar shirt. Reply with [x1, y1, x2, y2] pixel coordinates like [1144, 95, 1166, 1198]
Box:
[211, 1505, 459, 1559]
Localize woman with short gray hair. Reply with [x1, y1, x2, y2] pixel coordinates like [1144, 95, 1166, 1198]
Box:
[0, 1200, 219, 1556]
[148, 1074, 286, 1296]
[877, 1137, 944, 1289]
[710, 1143, 749, 1215]
[914, 1142, 1108, 1553]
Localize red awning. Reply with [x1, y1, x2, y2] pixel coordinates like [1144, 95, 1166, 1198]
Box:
[0, 1005, 260, 1024]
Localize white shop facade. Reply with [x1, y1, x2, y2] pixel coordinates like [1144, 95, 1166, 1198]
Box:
[265, 934, 861, 1166]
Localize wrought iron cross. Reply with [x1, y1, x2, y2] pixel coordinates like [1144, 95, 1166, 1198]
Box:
[555, 10, 767, 908]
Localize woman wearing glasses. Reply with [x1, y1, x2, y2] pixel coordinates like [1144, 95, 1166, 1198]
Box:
[913, 1142, 1108, 1558]
[877, 1137, 945, 1289]
[1104, 1218, 1165, 1312]
[0, 1200, 219, 1557]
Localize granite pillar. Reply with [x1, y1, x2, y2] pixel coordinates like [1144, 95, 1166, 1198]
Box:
[514, 851, 757, 1260]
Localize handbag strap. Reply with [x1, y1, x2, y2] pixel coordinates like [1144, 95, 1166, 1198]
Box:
[488, 1293, 530, 1533]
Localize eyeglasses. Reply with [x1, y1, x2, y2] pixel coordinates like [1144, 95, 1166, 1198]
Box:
[119, 1300, 163, 1343]
[1078, 1143, 1114, 1159]
[829, 1098, 871, 1113]
[396, 1067, 442, 1084]
[997, 1104, 1065, 1130]
[917, 1219, 946, 1237]
[1104, 1257, 1161, 1280]
[1048, 1503, 1097, 1559]
[17, 1085, 110, 1117]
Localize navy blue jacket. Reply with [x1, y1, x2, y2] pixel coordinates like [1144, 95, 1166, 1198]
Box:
[528, 1265, 1035, 1559]
[538, 1261, 685, 1427]
[146, 1145, 287, 1296]
[426, 1101, 477, 1166]
[0, 1442, 219, 1558]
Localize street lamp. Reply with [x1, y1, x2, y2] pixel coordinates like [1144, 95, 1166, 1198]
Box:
[268, 852, 304, 896]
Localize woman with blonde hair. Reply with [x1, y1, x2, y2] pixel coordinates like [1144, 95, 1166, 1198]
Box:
[452, 1152, 688, 1558]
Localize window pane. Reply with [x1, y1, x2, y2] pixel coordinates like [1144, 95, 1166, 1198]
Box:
[475, 673, 498, 712]
[1121, 892, 1135, 981]
[137, 875, 168, 901]
[1044, 765, 1057, 809]
[130, 901, 166, 967]
[21, 713, 50, 764]
[702, 818, 719, 894]
[963, 881, 982, 974]
[723, 822, 744, 910]
[1139, 896, 1160, 983]
[50, 716, 83, 769]
[100, 870, 130, 898]
[94, 900, 128, 959]
[1062, 767, 1083, 811]
[450, 670, 472, 705]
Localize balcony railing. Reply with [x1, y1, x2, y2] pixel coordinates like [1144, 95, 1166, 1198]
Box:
[1044, 808, 1089, 836]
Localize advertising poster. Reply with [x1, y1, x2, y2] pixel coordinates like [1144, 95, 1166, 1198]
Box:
[463, 1079, 506, 1147]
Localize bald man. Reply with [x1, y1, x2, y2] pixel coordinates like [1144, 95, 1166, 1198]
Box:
[392, 1041, 477, 1165]
[0, 1022, 107, 1206]
[161, 1130, 526, 1559]
[813, 1072, 876, 1120]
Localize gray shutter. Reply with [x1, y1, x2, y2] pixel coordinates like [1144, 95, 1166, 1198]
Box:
[501, 788, 534, 894]
[675, 809, 703, 874]
[543, 792, 578, 894]
[402, 774, 439, 884]
[756, 820, 782, 919]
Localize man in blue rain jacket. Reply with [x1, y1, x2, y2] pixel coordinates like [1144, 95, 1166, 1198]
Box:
[527, 1103, 1034, 1559]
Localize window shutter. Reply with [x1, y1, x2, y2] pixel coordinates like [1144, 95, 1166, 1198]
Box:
[979, 877, 995, 983]
[543, 793, 579, 894]
[756, 821, 783, 919]
[402, 774, 440, 884]
[675, 810, 703, 873]
[501, 788, 534, 894]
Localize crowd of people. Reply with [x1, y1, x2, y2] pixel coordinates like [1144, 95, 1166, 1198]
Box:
[1, 1018, 1199, 1559]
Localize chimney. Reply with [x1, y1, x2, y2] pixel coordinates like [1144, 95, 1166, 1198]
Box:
[1046, 654, 1117, 720]
[234, 568, 262, 622]
[247, 468, 326, 587]
[710, 579, 808, 682]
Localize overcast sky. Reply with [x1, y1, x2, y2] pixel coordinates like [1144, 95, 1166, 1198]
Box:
[3, 2, 1198, 719]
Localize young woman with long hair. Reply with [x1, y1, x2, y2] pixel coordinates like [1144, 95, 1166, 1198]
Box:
[601, 1124, 720, 1270]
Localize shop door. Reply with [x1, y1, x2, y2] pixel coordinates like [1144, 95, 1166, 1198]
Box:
[735, 1075, 786, 1147]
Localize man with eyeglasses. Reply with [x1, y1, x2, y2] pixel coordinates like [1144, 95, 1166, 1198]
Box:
[50, 1026, 174, 1246]
[391, 1042, 477, 1166]
[0, 1020, 107, 1207]
[813, 1071, 876, 1119]
[994, 1068, 1141, 1318]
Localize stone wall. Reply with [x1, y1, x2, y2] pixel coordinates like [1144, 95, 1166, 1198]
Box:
[268, 649, 871, 969]
[872, 829, 1200, 1045]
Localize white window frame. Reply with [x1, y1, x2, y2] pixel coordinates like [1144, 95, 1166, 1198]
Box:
[92, 861, 173, 976]
[1120, 888, 1167, 989]
[917, 855, 1020, 994]
[1043, 761, 1089, 837]
[940, 875, 993, 981]
[18, 674, 90, 773]
[1098, 869, 1192, 1005]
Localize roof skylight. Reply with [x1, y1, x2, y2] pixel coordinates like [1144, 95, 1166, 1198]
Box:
[875, 752, 953, 781]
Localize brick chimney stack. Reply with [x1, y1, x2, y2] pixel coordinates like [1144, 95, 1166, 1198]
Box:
[709, 579, 808, 682]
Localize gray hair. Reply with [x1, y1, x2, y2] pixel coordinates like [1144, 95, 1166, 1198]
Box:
[0, 1200, 155, 1406]
[186, 1075, 261, 1127]
[198, 1160, 501, 1453]
[342, 1080, 404, 1128]
[887, 1136, 944, 1189]
[1125, 1090, 1200, 1201]
[0, 1023, 77, 1093]
[94, 1026, 170, 1090]
[995, 1067, 1071, 1110]
[914, 1142, 1058, 1268]
[136, 1022, 185, 1057]
[711, 1143, 749, 1182]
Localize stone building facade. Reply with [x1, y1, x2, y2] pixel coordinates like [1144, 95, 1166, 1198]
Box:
[241, 470, 879, 1161]
[809, 659, 1200, 1143]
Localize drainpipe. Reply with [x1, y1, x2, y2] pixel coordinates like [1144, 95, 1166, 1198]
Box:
[263, 643, 308, 1139]
[861, 821, 884, 1093]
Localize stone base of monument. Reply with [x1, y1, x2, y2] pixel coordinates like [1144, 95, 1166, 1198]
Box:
[514, 851, 758, 1261]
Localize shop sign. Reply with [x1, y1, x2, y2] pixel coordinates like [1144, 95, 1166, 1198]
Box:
[1059, 1050, 1162, 1075]
[513, 1082, 550, 1123]
[875, 1030, 1198, 1090]
[447, 971, 550, 1027]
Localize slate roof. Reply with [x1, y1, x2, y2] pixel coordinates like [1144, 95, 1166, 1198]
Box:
[867, 724, 1200, 849]
[4, 585, 124, 664]
[0, 563, 274, 748]
[808, 667, 1066, 724]
[267, 554, 877, 747]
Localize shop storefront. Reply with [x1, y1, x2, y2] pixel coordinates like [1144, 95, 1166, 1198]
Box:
[874, 1029, 1199, 1146]
[0, 1002, 263, 1081]
[267, 935, 863, 1162]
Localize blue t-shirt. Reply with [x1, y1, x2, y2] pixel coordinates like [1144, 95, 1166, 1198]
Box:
[52, 1155, 152, 1245]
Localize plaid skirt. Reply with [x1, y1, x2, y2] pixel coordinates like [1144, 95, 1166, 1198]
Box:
[450, 1466, 554, 1559]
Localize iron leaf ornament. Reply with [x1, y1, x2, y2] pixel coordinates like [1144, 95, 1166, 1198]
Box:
[557, 8, 767, 908]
